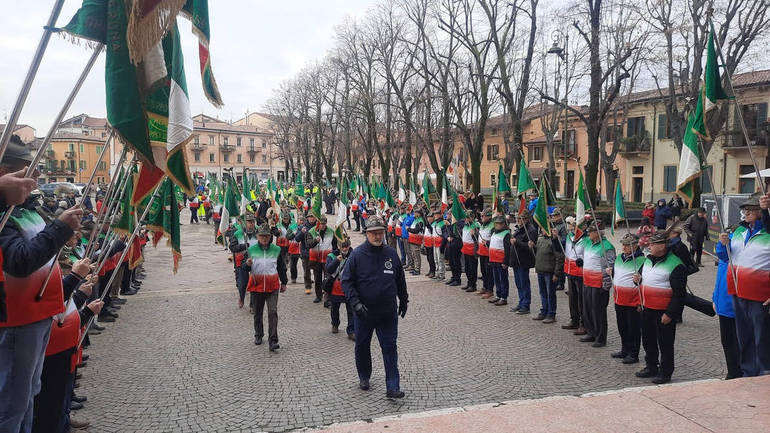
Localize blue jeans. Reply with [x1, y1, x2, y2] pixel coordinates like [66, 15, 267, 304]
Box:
[733, 296, 770, 376]
[235, 266, 249, 302]
[397, 238, 407, 264]
[353, 309, 400, 391]
[330, 295, 354, 335]
[0, 319, 52, 433]
[513, 267, 532, 310]
[491, 265, 509, 300]
[537, 272, 557, 317]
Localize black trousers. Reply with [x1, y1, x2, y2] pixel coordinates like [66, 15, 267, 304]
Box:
[120, 262, 131, 293]
[353, 211, 361, 230]
[463, 254, 478, 287]
[583, 285, 609, 343]
[447, 248, 462, 282]
[302, 256, 312, 289]
[425, 247, 436, 274]
[615, 304, 641, 358]
[289, 255, 299, 281]
[479, 255, 492, 290]
[190, 207, 198, 223]
[330, 295, 354, 335]
[719, 315, 743, 379]
[32, 348, 75, 433]
[690, 239, 704, 265]
[309, 261, 324, 298]
[251, 291, 279, 343]
[567, 277, 584, 326]
[641, 308, 677, 377]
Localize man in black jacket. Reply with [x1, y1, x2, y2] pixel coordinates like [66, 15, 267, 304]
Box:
[683, 208, 709, 266]
[296, 213, 317, 295]
[506, 213, 537, 311]
[633, 232, 687, 384]
[341, 216, 408, 399]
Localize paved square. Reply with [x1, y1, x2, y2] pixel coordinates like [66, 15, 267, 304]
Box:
[77, 218, 726, 432]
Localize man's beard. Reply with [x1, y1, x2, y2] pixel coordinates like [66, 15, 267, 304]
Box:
[368, 238, 383, 246]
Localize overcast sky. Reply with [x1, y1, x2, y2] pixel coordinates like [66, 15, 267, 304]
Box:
[0, 0, 379, 133]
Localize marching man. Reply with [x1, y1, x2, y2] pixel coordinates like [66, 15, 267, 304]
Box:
[246, 224, 288, 351]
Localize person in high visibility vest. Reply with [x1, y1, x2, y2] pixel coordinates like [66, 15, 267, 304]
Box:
[633, 231, 687, 384]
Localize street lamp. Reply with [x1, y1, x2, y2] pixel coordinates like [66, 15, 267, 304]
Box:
[548, 29, 569, 198]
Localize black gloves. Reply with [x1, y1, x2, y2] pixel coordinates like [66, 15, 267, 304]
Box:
[353, 302, 369, 319]
[576, 258, 584, 267]
[398, 300, 408, 318]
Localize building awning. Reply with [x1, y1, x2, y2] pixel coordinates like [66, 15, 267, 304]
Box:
[739, 168, 770, 178]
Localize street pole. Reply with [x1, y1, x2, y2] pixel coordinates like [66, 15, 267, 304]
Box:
[563, 34, 569, 198]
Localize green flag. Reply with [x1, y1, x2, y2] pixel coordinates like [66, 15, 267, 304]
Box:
[450, 187, 467, 223]
[219, 176, 240, 236]
[532, 181, 550, 236]
[182, 0, 223, 107]
[497, 163, 511, 194]
[113, 166, 136, 236]
[295, 170, 303, 197]
[311, 186, 323, 220]
[517, 159, 536, 195]
[422, 171, 432, 207]
[241, 170, 251, 215]
[612, 179, 626, 236]
[147, 178, 182, 273]
[676, 24, 727, 205]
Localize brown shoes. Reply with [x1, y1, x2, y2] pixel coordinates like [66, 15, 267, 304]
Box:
[481, 292, 495, 299]
[332, 326, 339, 334]
[494, 299, 508, 306]
[573, 327, 587, 335]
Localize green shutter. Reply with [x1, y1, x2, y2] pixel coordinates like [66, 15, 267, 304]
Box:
[757, 103, 768, 130]
[658, 114, 667, 139]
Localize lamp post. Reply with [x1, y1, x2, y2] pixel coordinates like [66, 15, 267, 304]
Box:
[548, 30, 569, 198]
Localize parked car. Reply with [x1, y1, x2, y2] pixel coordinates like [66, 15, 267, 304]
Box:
[38, 182, 81, 197]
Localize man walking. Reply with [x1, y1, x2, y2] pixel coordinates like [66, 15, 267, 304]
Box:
[246, 224, 288, 351]
[341, 215, 408, 398]
[684, 207, 709, 266]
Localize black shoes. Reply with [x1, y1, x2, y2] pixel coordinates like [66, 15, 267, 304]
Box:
[386, 390, 405, 399]
[359, 380, 370, 390]
[313, 297, 321, 303]
[611, 351, 626, 359]
[652, 376, 671, 385]
[591, 342, 606, 348]
[70, 401, 84, 411]
[448, 281, 461, 286]
[72, 395, 87, 403]
[579, 336, 596, 343]
[91, 324, 105, 331]
[269, 342, 280, 352]
[254, 337, 263, 345]
[635, 366, 658, 378]
[464, 287, 477, 293]
[98, 316, 115, 323]
[622, 356, 639, 364]
[561, 322, 579, 330]
[532, 314, 546, 321]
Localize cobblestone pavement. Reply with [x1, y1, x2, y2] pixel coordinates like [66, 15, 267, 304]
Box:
[77, 214, 726, 432]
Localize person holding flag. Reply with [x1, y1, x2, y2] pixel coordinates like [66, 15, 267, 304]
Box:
[298, 216, 337, 305]
[422, 211, 436, 278]
[475, 209, 494, 297]
[609, 233, 644, 365]
[487, 215, 511, 304]
[275, 211, 297, 279]
[229, 214, 259, 310]
[577, 222, 616, 348]
[507, 212, 538, 311]
[562, 217, 587, 334]
[459, 213, 480, 293]
[297, 213, 317, 296]
[325, 237, 355, 340]
[245, 224, 288, 351]
[405, 208, 425, 276]
[432, 209, 448, 282]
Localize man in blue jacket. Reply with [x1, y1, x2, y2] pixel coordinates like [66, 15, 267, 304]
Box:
[401, 211, 414, 270]
[341, 215, 408, 399]
[714, 235, 742, 379]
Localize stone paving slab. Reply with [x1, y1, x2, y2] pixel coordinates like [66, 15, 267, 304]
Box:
[311, 376, 770, 433]
[75, 212, 729, 432]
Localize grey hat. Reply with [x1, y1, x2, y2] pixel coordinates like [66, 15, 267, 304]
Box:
[318, 215, 328, 224]
[339, 238, 351, 248]
[365, 215, 386, 231]
[482, 208, 493, 217]
[2, 135, 34, 164]
[739, 193, 761, 209]
[244, 214, 256, 222]
[493, 215, 506, 224]
[620, 233, 639, 245]
[649, 231, 669, 244]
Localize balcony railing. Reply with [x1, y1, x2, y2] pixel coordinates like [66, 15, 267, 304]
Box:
[723, 130, 768, 149]
[191, 143, 204, 151]
[247, 146, 259, 154]
[220, 144, 235, 153]
[64, 151, 76, 159]
[46, 149, 55, 158]
[618, 133, 651, 154]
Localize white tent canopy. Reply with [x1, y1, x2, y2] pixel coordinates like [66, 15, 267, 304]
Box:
[739, 168, 770, 178]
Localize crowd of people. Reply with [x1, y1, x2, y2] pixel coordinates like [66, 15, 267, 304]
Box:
[215, 177, 770, 393]
[0, 136, 149, 433]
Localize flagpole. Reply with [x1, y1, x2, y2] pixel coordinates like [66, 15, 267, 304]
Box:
[697, 138, 740, 291]
[539, 173, 568, 256]
[35, 130, 115, 301]
[85, 152, 134, 258]
[78, 180, 164, 347]
[0, 0, 67, 163]
[708, 15, 767, 195]
[575, 161, 610, 266]
[0, 44, 104, 234]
